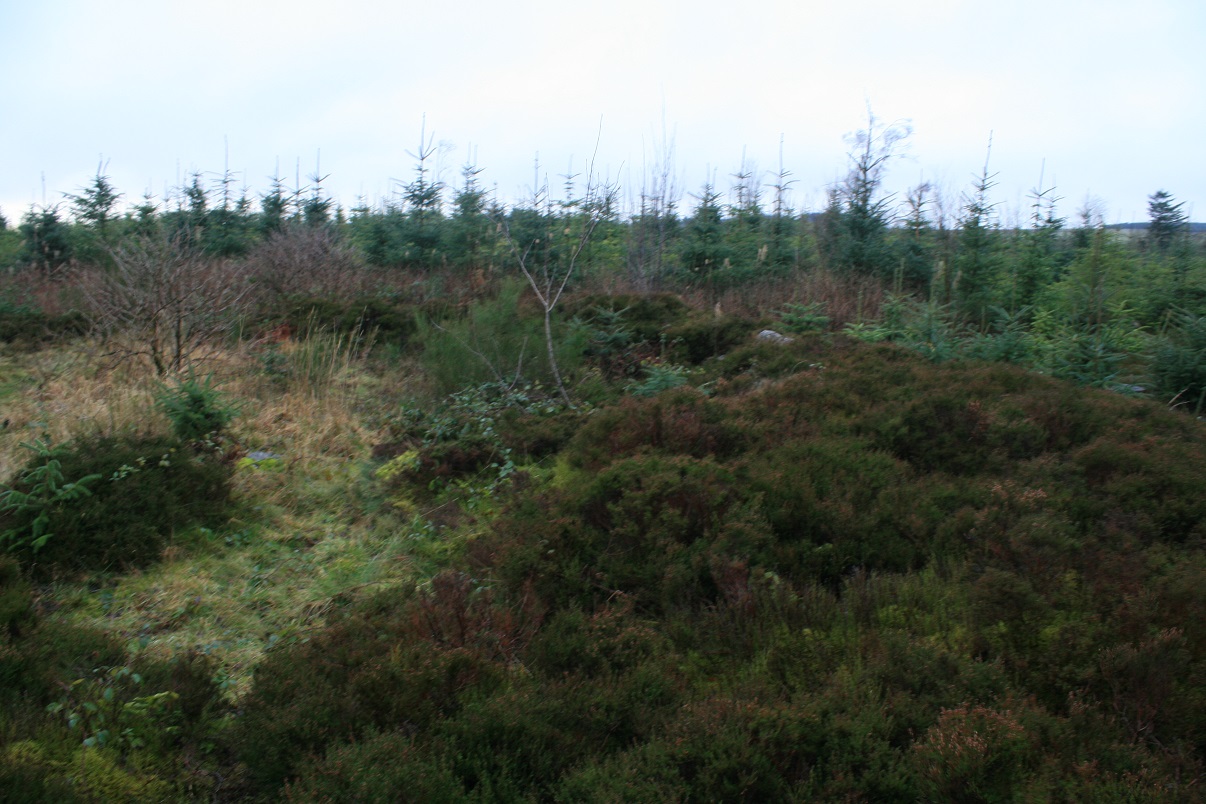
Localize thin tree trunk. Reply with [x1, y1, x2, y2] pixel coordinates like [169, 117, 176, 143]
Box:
[544, 306, 571, 405]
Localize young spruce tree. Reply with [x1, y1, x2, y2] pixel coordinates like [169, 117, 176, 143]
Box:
[834, 110, 910, 280]
[954, 146, 1001, 327]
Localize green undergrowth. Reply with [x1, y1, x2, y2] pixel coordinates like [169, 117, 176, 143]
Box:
[3, 306, 1206, 799]
[1, 433, 234, 575]
[235, 336, 1206, 800]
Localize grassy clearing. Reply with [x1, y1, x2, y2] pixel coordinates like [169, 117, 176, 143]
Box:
[5, 332, 436, 694]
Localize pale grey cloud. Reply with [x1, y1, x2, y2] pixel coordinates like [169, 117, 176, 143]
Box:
[2, 0, 1202, 226]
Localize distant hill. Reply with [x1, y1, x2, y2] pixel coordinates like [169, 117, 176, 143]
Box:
[1107, 221, 1206, 232]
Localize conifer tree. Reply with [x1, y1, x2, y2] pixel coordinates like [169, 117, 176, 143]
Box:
[815, 187, 844, 274]
[179, 172, 209, 245]
[1146, 189, 1187, 255]
[1008, 176, 1064, 312]
[206, 158, 256, 256]
[954, 147, 1001, 327]
[627, 128, 680, 288]
[446, 157, 493, 268]
[725, 152, 766, 278]
[834, 110, 910, 280]
[259, 169, 289, 235]
[64, 164, 123, 265]
[499, 150, 616, 404]
[766, 138, 798, 270]
[899, 182, 934, 291]
[302, 168, 333, 228]
[680, 181, 728, 303]
[400, 120, 445, 267]
[927, 187, 960, 304]
[18, 205, 73, 275]
[129, 191, 160, 238]
[66, 164, 121, 245]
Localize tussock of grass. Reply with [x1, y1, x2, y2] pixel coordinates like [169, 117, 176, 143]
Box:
[0, 342, 164, 478]
[3, 336, 433, 694]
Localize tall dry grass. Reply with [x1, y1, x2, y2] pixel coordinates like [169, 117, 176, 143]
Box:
[0, 339, 163, 478]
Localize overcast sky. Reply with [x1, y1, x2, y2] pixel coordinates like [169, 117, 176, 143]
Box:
[2, 0, 1202, 228]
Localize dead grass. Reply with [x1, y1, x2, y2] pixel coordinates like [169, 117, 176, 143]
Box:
[0, 339, 163, 477]
[4, 331, 435, 696]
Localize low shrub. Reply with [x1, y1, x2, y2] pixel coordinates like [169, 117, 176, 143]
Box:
[1067, 435, 1206, 542]
[416, 281, 586, 396]
[130, 650, 225, 743]
[876, 394, 1046, 475]
[374, 381, 569, 510]
[704, 334, 832, 392]
[0, 295, 86, 349]
[0, 297, 47, 344]
[570, 300, 663, 382]
[911, 701, 1038, 801]
[748, 437, 923, 585]
[1152, 312, 1206, 413]
[283, 295, 417, 344]
[231, 333, 1206, 800]
[627, 360, 691, 397]
[232, 577, 524, 794]
[562, 292, 692, 345]
[285, 659, 680, 801]
[0, 744, 82, 804]
[0, 434, 233, 574]
[154, 371, 238, 443]
[526, 597, 670, 679]
[496, 408, 585, 460]
[556, 697, 820, 802]
[0, 556, 32, 638]
[777, 300, 831, 334]
[664, 311, 753, 364]
[284, 732, 465, 802]
[563, 388, 744, 471]
[0, 616, 125, 709]
[489, 453, 776, 615]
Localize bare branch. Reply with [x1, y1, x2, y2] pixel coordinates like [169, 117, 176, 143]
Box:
[84, 233, 252, 374]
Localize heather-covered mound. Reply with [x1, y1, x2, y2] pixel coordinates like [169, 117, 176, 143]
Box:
[224, 337, 1206, 801]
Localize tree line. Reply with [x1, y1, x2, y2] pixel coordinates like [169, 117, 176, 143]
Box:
[3, 141, 1197, 304]
[1, 121, 1202, 394]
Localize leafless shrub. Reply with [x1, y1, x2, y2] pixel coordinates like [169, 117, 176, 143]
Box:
[244, 225, 374, 312]
[85, 233, 252, 374]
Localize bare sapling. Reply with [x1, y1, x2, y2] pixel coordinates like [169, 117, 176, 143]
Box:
[86, 231, 251, 375]
[501, 138, 617, 406]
